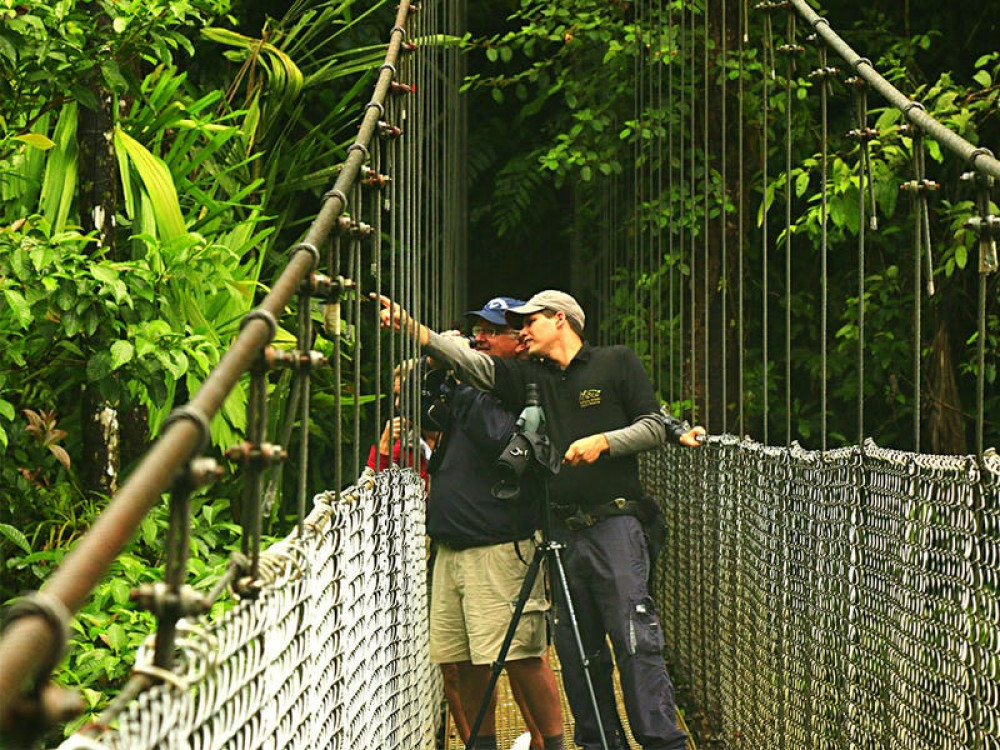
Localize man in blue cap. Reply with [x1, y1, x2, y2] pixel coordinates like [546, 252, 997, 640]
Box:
[424, 296, 565, 750]
[377, 289, 704, 750]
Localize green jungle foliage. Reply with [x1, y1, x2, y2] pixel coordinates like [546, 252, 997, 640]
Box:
[0, 0, 997, 739]
[464, 0, 998, 453]
[0, 0, 396, 733]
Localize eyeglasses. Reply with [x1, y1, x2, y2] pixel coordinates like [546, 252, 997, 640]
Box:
[471, 325, 518, 338]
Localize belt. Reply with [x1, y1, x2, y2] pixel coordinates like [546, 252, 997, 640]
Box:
[553, 498, 641, 531]
[435, 537, 529, 551]
[435, 538, 485, 551]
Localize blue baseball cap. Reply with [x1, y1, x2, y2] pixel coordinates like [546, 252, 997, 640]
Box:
[465, 296, 525, 326]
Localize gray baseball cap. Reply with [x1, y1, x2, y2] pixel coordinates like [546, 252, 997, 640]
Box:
[505, 290, 585, 332]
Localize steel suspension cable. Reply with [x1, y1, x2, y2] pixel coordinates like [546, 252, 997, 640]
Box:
[720, 0, 728, 435]
[807, 41, 835, 452]
[848, 78, 875, 446]
[406, 12, 422, 442]
[790, 0, 1000, 181]
[903, 127, 932, 452]
[654, 0, 665, 399]
[738, 0, 747, 437]
[703, 0, 711, 430]
[970, 175, 997, 456]
[633, 0, 641, 356]
[678, 1, 687, 413]
[351, 179, 363, 480]
[667, 0, 676, 407]
[781, 9, 799, 446]
[688, 0, 697, 426]
[331, 230, 344, 492]
[760, 3, 774, 445]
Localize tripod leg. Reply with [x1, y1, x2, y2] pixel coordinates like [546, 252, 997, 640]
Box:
[465, 543, 546, 749]
[548, 545, 610, 750]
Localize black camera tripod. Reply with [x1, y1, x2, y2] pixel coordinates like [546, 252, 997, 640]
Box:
[464, 478, 611, 750]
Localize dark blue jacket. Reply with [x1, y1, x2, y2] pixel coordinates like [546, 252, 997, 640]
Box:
[425, 382, 540, 547]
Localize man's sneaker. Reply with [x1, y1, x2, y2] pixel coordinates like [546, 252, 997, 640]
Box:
[509, 731, 532, 750]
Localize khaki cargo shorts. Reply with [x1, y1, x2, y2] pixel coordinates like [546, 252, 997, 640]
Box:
[429, 537, 549, 665]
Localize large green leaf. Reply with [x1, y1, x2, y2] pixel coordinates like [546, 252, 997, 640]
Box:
[113, 127, 187, 242]
[38, 102, 78, 231]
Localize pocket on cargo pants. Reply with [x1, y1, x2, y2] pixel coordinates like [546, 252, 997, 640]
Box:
[627, 595, 665, 655]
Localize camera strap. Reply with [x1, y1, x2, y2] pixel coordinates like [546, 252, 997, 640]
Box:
[425, 427, 451, 475]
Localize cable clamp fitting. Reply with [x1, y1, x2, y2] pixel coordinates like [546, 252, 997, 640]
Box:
[753, 1, 790, 12]
[263, 347, 329, 372]
[322, 188, 349, 209]
[378, 121, 403, 139]
[290, 241, 320, 269]
[808, 66, 839, 80]
[338, 215, 374, 237]
[348, 142, 370, 162]
[161, 404, 212, 457]
[968, 147, 998, 176]
[2, 592, 73, 681]
[963, 215, 1000, 274]
[224, 441, 288, 468]
[776, 43, 805, 56]
[846, 127, 879, 143]
[239, 308, 279, 344]
[899, 179, 939, 194]
[361, 165, 391, 189]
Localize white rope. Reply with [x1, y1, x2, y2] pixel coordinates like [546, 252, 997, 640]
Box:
[61, 468, 441, 750]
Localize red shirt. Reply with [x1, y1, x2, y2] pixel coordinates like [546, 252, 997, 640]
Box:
[366, 439, 430, 488]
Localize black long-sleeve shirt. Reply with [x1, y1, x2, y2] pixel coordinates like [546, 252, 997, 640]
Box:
[424, 334, 687, 509]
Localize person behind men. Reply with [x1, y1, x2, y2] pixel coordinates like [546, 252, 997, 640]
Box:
[422, 296, 564, 750]
[365, 359, 435, 486]
[374, 289, 705, 750]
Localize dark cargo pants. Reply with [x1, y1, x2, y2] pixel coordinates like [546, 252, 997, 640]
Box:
[551, 515, 687, 750]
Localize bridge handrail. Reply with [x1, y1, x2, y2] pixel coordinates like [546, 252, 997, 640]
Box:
[791, 0, 1000, 181]
[0, 0, 415, 731]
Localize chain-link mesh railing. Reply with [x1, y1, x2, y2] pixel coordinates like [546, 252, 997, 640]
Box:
[57, 467, 440, 750]
[647, 438, 1000, 749]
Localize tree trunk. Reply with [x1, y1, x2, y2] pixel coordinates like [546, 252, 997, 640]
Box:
[77, 89, 120, 496]
[926, 319, 968, 455]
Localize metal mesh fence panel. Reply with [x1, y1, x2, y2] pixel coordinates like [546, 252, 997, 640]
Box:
[59, 468, 441, 750]
[647, 440, 1000, 750]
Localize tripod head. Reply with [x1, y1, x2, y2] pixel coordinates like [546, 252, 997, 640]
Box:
[492, 383, 560, 500]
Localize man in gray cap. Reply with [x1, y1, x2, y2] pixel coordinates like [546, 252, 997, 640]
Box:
[376, 289, 704, 750]
[423, 296, 564, 750]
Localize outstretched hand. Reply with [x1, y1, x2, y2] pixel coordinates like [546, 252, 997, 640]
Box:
[680, 425, 707, 447]
[371, 293, 429, 345]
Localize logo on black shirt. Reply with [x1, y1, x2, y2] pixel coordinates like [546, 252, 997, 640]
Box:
[579, 388, 601, 408]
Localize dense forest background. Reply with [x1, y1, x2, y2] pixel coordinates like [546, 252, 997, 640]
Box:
[0, 0, 997, 739]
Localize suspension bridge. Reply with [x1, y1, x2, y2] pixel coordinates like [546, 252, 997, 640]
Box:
[1, 0, 998, 748]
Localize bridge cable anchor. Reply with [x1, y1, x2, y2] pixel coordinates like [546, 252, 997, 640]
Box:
[239, 308, 279, 344]
[378, 121, 403, 139]
[361, 165, 391, 189]
[322, 188, 349, 209]
[0, 593, 84, 740]
[338, 214, 374, 238]
[161, 404, 212, 457]
[290, 241, 321, 269]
